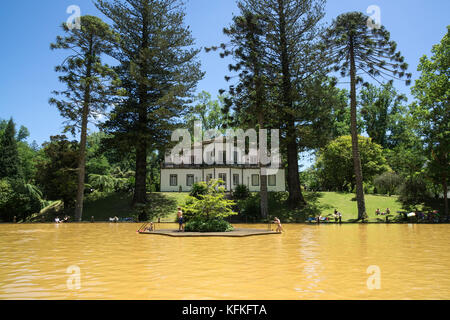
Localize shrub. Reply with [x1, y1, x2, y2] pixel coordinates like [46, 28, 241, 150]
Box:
[373, 171, 403, 196]
[0, 178, 42, 222]
[398, 176, 431, 210]
[185, 218, 233, 232]
[189, 181, 208, 199]
[182, 179, 236, 232]
[233, 184, 250, 200]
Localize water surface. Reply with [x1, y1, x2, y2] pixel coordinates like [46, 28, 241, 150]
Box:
[0, 223, 449, 299]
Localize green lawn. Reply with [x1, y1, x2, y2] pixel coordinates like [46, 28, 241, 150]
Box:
[83, 192, 189, 222]
[315, 191, 404, 222]
[82, 191, 403, 223]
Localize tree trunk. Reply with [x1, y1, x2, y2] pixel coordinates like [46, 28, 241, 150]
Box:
[75, 43, 93, 222]
[133, 11, 149, 206]
[133, 117, 148, 205]
[349, 37, 366, 220]
[286, 122, 306, 208]
[258, 114, 268, 219]
[74, 105, 89, 221]
[443, 176, 448, 217]
[277, 0, 305, 208]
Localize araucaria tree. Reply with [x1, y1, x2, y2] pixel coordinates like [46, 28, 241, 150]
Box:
[96, 0, 203, 205]
[411, 26, 449, 216]
[323, 12, 411, 219]
[50, 15, 121, 221]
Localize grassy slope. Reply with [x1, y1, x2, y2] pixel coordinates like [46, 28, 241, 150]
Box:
[315, 192, 403, 221]
[82, 191, 403, 223]
[83, 192, 189, 222]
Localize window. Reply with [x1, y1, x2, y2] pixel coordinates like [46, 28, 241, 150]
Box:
[170, 174, 178, 186]
[252, 174, 260, 186]
[186, 174, 194, 186]
[206, 174, 213, 182]
[218, 173, 227, 186]
[268, 175, 276, 186]
[233, 174, 240, 186]
[234, 151, 238, 164]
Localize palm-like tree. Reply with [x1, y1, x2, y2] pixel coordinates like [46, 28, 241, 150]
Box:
[323, 12, 411, 220]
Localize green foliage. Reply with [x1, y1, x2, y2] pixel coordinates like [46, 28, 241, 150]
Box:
[236, 191, 326, 222]
[189, 181, 208, 199]
[233, 184, 250, 200]
[49, 15, 121, 135]
[96, 0, 204, 204]
[323, 11, 411, 219]
[316, 135, 390, 191]
[185, 91, 228, 134]
[411, 25, 449, 215]
[373, 171, 403, 196]
[360, 82, 409, 149]
[0, 178, 42, 222]
[398, 176, 432, 210]
[0, 119, 20, 179]
[35, 136, 79, 210]
[184, 180, 236, 220]
[185, 219, 234, 233]
[182, 180, 236, 232]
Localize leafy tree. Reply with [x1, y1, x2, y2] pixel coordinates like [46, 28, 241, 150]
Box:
[411, 26, 450, 216]
[398, 175, 431, 211]
[315, 135, 390, 192]
[0, 179, 42, 222]
[373, 171, 403, 196]
[0, 119, 20, 179]
[323, 12, 411, 219]
[359, 81, 408, 149]
[189, 181, 208, 199]
[185, 91, 228, 134]
[183, 179, 236, 231]
[35, 136, 79, 211]
[50, 15, 121, 221]
[96, 0, 203, 205]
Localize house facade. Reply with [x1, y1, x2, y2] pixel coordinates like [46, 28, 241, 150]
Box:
[160, 140, 286, 192]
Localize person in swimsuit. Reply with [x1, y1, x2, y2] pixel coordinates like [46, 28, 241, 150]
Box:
[177, 207, 184, 232]
[273, 217, 283, 233]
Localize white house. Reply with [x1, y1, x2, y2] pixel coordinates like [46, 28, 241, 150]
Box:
[160, 139, 286, 192]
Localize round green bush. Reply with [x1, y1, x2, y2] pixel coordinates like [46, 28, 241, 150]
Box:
[185, 218, 234, 232]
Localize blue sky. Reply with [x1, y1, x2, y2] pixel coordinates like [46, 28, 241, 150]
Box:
[0, 0, 448, 151]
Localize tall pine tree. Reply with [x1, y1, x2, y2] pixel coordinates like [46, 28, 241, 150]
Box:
[96, 0, 203, 206]
[50, 15, 121, 221]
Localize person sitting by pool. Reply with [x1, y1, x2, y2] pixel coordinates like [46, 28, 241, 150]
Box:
[177, 207, 184, 232]
[145, 222, 154, 232]
[375, 208, 381, 215]
[273, 217, 283, 233]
